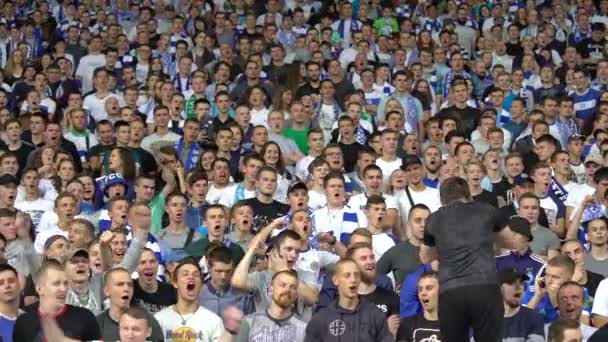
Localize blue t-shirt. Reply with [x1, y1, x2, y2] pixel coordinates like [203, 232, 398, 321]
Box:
[522, 286, 592, 323]
[0, 313, 17, 342]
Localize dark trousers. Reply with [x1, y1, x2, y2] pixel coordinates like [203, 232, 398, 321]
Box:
[438, 284, 504, 342]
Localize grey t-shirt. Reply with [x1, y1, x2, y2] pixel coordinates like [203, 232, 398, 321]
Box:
[235, 311, 307, 342]
[529, 224, 561, 257]
[157, 228, 202, 250]
[376, 240, 421, 290]
[585, 254, 608, 277]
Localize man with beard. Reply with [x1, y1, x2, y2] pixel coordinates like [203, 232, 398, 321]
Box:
[235, 270, 307, 341]
[0, 264, 21, 342]
[185, 204, 245, 264]
[422, 145, 442, 188]
[242, 166, 290, 233]
[13, 260, 101, 342]
[396, 271, 442, 342]
[155, 260, 236, 341]
[304, 258, 392, 341]
[500, 269, 545, 342]
[233, 219, 319, 315]
[348, 242, 400, 337]
[133, 249, 176, 314]
[97, 268, 164, 342]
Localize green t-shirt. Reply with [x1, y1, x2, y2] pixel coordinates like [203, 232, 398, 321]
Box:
[149, 193, 166, 236]
[283, 128, 310, 155]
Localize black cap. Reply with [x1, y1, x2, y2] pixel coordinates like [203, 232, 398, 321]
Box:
[498, 269, 529, 284]
[0, 174, 18, 187]
[288, 182, 308, 195]
[508, 216, 533, 241]
[513, 174, 533, 186]
[401, 156, 422, 170]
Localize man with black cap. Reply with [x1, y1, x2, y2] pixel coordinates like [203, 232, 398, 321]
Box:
[496, 216, 545, 288]
[0, 174, 18, 211]
[500, 269, 545, 342]
[397, 156, 440, 238]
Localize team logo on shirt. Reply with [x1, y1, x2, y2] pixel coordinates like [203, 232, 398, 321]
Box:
[328, 319, 346, 336]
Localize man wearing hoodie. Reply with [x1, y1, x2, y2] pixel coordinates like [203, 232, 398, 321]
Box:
[305, 258, 393, 342]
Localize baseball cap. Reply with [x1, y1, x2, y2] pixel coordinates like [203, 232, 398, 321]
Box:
[567, 134, 586, 144]
[104, 173, 127, 192]
[288, 182, 308, 195]
[508, 215, 533, 241]
[401, 156, 422, 170]
[498, 269, 529, 284]
[0, 174, 18, 187]
[513, 174, 533, 186]
[584, 153, 603, 166]
[67, 248, 89, 261]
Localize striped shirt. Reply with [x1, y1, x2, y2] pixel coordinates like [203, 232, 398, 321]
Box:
[312, 204, 368, 245]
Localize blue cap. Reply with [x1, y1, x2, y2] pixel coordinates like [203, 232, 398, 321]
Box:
[513, 174, 533, 186]
[103, 173, 127, 192]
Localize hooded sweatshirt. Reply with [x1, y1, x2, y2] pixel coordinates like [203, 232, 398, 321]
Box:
[304, 299, 393, 342]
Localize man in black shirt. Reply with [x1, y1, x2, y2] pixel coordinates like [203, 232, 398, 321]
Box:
[13, 260, 101, 342]
[332, 115, 363, 173]
[243, 166, 289, 232]
[397, 271, 441, 342]
[434, 79, 481, 139]
[348, 242, 400, 337]
[133, 249, 176, 314]
[421, 176, 517, 342]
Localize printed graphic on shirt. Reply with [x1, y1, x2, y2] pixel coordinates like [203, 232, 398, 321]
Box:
[250, 325, 298, 342]
[165, 326, 203, 342]
[412, 327, 441, 341]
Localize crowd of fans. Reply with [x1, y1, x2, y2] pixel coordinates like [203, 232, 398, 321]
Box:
[2, 0, 608, 341]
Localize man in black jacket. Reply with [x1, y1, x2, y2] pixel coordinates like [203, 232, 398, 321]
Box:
[305, 258, 393, 342]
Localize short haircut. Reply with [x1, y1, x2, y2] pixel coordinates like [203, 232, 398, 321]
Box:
[0, 208, 15, 219]
[439, 176, 471, 205]
[204, 204, 226, 220]
[362, 164, 382, 177]
[409, 203, 431, 217]
[0, 263, 17, 278]
[345, 242, 373, 259]
[365, 194, 386, 209]
[206, 245, 233, 267]
[418, 270, 438, 285]
[122, 306, 150, 327]
[547, 254, 575, 276]
[271, 269, 298, 284]
[547, 318, 580, 342]
[173, 258, 201, 282]
[68, 218, 95, 240]
[35, 259, 65, 285]
[256, 165, 277, 180]
[308, 156, 328, 174]
[349, 226, 372, 241]
[270, 229, 301, 251]
[54, 192, 77, 208]
[103, 267, 130, 286]
[323, 171, 345, 188]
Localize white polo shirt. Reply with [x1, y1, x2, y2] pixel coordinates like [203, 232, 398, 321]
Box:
[312, 204, 367, 244]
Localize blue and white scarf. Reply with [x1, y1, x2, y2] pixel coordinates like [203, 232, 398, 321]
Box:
[174, 138, 201, 172]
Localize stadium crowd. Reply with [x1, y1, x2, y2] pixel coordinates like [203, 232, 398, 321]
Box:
[0, 0, 608, 341]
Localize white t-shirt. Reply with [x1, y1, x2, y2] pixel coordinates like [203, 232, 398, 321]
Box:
[296, 248, 340, 288]
[206, 183, 233, 205]
[218, 183, 256, 208]
[75, 54, 106, 94]
[250, 107, 270, 128]
[83, 93, 122, 122]
[347, 193, 399, 213]
[565, 183, 596, 219]
[371, 233, 396, 260]
[375, 157, 403, 188]
[16, 179, 57, 203]
[15, 197, 54, 232]
[140, 131, 181, 155]
[312, 205, 368, 240]
[539, 195, 560, 228]
[294, 155, 314, 182]
[154, 305, 224, 342]
[397, 186, 441, 228]
[308, 190, 326, 210]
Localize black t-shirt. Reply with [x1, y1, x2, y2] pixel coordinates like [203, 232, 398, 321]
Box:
[13, 303, 101, 342]
[360, 286, 400, 318]
[338, 141, 364, 173]
[396, 314, 442, 342]
[132, 280, 177, 314]
[435, 106, 481, 139]
[586, 270, 604, 298]
[131, 147, 158, 176]
[243, 197, 289, 233]
[473, 190, 499, 207]
[424, 201, 505, 293]
[10, 142, 35, 175]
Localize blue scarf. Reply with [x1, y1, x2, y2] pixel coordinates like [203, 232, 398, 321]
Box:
[173, 73, 192, 93]
[174, 138, 201, 172]
[337, 18, 359, 39]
